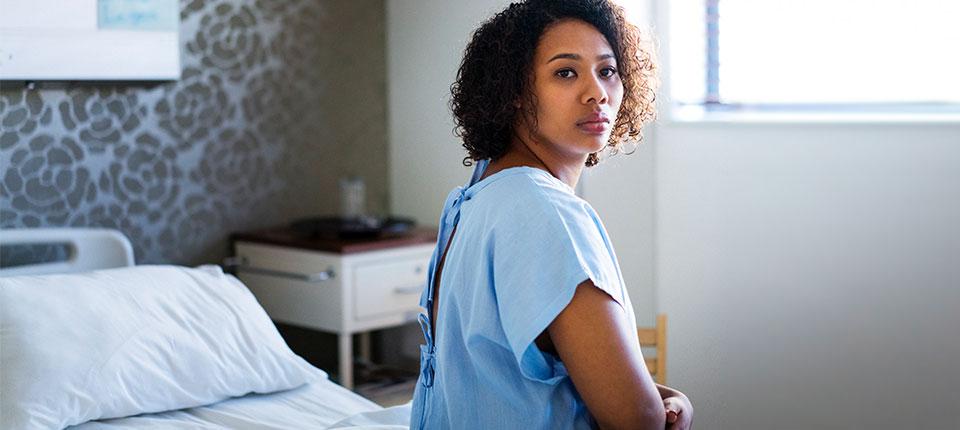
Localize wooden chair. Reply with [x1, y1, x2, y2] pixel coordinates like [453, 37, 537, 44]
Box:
[638, 313, 667, 384]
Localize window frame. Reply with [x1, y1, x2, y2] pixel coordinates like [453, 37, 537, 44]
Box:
[654, 0, 960, 124]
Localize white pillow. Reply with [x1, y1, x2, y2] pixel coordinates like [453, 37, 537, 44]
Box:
[0, 265, 325, 430]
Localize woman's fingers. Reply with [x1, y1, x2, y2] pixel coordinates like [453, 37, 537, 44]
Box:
[663, 396, 693, 430]
[666, 409, 678, 423]
[660, 392, 694, 430]
[663, 397, 682, 424]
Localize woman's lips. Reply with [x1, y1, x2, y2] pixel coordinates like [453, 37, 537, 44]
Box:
[577, 112, 610, 134]
[577, 121, 609, 134]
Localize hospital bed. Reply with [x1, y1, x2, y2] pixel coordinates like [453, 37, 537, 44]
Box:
[0, 228, 410, 430]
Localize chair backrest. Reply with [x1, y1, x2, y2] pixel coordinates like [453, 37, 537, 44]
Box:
[638, 313, 667, 384]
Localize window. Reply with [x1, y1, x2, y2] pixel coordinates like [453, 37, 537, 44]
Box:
[667, 0, 960, 119]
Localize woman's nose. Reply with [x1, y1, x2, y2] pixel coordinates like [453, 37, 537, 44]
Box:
[582, 76, 608, 106]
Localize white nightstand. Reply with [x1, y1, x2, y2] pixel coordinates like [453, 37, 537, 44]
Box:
[231, 228, 436, 389]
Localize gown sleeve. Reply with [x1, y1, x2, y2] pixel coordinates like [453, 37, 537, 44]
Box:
[490, 181, 628, 384]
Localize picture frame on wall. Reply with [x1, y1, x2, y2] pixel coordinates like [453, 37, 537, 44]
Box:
[0, 0, 180, 81]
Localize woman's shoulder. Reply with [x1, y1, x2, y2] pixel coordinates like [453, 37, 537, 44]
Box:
[482, 171, 621, 298]
[480, 171, 600, 228]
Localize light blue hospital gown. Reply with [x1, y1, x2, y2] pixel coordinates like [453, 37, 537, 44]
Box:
[410, 158, 639, 429]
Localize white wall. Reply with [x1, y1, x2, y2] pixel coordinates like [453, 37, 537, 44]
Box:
[387, 0, 512, 227]
[656, 121, 960, 429]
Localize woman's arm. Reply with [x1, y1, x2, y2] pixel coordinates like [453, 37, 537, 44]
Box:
[547, 280, 666, 430]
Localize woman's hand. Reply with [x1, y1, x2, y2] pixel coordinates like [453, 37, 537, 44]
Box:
[663, 392, 693, 429]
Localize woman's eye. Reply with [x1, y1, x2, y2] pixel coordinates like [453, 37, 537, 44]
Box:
[600, 67, 618, 78]
[556, 69, 576, 79]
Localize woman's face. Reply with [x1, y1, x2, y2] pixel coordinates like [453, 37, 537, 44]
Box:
[519, 19, 624, 161]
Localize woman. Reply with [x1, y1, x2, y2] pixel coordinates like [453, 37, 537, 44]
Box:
[411, 1, 692, 428]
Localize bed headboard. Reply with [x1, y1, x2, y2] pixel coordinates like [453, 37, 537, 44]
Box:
[0, 228, 135, 277]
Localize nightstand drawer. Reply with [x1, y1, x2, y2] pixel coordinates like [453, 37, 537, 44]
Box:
[353, 257, 429, 320]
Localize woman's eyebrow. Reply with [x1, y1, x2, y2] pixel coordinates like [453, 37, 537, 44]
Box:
[547, 53, 616, 63]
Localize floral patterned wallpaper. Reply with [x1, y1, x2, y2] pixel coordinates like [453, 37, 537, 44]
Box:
[1, 0, 388, 265]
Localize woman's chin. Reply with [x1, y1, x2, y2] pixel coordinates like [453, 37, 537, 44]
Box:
[583, 136, 610, 152]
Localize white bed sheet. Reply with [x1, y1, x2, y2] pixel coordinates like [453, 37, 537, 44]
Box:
[68, 377, 410, 430]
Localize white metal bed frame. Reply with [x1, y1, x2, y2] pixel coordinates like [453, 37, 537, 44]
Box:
[0, 228, 135, 277]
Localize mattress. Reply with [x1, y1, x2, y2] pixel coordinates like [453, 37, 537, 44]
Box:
[69, 378, 410, 430]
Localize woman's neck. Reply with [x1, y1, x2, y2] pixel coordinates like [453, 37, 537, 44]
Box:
[480, 135, 585, 189]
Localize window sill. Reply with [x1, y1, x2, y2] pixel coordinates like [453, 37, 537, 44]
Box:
[663, 106, 960, 126]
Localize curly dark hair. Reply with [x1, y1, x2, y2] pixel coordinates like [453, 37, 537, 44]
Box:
[450, 0, 658, 167]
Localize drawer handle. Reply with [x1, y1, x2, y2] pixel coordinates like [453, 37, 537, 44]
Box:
[394, 284, 425, 295]
[223, 256, 336, 283]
